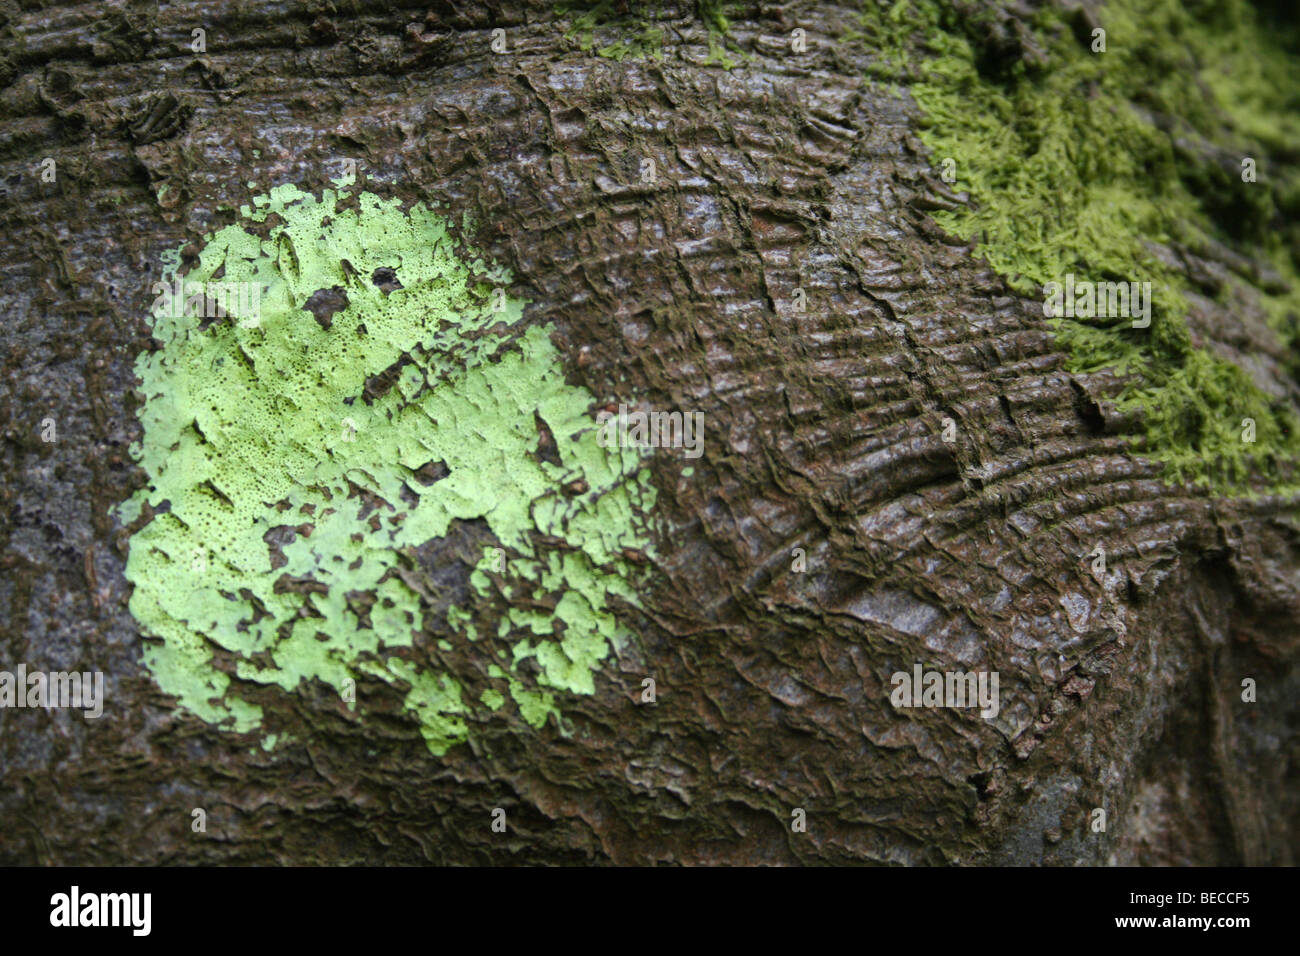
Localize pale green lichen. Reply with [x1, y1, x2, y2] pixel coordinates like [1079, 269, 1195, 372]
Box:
[859, 0, 1300, 492]
[119, 183, 655, 754]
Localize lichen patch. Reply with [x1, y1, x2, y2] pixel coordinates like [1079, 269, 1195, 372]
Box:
[119, 184, 656, 753]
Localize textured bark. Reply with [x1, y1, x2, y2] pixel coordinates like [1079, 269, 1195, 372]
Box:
[1, 0, 1296, 865]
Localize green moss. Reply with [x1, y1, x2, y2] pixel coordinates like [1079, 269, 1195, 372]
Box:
[119, 184, 656, 754]
[559, 1, 740, 65]
[860, 0, 1300, 491]
[698, 0, 744, 69]
[560, 1, 667, 61]
[598, 22, 667, 62]
[701, 31, 739, 70]
[697, 0, 731, 35]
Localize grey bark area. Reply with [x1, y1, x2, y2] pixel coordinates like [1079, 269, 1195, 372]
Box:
[1, 0, 1296, 865]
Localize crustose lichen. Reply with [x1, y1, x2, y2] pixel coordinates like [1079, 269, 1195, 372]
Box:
[118, 183, 656, 753]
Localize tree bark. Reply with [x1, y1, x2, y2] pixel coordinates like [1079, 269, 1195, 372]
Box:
[1, 0, 1296, 865]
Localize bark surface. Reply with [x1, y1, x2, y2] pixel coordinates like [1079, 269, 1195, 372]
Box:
[1, 0, 1297, 864]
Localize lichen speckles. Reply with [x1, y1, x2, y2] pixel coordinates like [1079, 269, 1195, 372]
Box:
[118, 183, 656, 754]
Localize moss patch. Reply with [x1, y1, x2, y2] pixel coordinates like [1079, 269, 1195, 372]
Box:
[559, 1, 668, 61]
[119, 183, 655, 753]
[559, 1, 739, 65]
[858, 0, 1300, 491]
